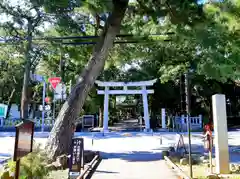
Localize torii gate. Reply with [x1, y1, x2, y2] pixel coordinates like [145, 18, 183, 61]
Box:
[95, 79, 157, 132]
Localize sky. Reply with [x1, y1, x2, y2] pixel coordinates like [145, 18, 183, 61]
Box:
[0, 0, 210, 36]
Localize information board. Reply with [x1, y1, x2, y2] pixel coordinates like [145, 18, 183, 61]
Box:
[69, 138, 84, 173]
[82, 115, 94, 128]
[13, 120, 34, 161]
[0, 103, 7, 118]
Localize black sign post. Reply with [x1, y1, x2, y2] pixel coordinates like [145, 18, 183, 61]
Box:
[69, 138, 84, 178]
[13, 120, 34, 179]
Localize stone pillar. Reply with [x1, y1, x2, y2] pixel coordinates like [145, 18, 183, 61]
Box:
[199, 114, 203, 128]
[212, 94, 230, 174]
[161, 108, 166, 128]
[142, 86, 150, 131]
[181, 115, 185, 132]
[103, 87, 109, 132]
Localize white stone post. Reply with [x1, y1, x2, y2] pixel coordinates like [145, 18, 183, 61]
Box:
[212, 94, 230, 174]
[181, 115, 185, 132]
[199, 114, 203, 127]
[161, 108, 166, 128]
[103, 87, 109, 132]
[142, 86, 150, 131]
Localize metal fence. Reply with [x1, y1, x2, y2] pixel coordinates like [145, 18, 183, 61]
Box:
[0, 118, 55, 128]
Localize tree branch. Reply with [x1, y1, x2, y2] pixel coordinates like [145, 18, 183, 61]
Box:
[136, 0, 154, 14]
[0, 3, 31, 20]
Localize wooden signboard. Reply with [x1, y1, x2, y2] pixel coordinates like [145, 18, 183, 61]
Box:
[69, 138, 84, 174]
[14, 120, 34, 161]
[13, 120, 34, 179]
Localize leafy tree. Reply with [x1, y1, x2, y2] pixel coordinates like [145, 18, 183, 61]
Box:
[40, 0, 204, 159]
[0, 0, 50, 118]
[0, 46, 24, 116]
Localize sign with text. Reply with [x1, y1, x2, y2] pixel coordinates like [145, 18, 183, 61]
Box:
[49, 77, 61, 89]
[69, 138, 84, 173]
[31, 74, 44, 82]
[13, 120, 34, 161]
[0, 104, 7, 118]
[55, 83, 67, 100]
[82, 115, 94, 128]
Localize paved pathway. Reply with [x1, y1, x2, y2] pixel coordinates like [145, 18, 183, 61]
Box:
[90, 134, 178, 179]
[92, 118, 143, 132]
[92, 156, 178, 179]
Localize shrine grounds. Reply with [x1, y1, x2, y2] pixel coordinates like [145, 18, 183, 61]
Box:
[1, 131, 240, 167]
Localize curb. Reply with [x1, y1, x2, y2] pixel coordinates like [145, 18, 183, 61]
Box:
[0, 157, 11, 165]
[164, 156, 191, 179]
[77, 152, 101, 179]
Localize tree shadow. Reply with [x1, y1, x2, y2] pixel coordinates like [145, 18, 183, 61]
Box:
[95, 170, 119, 174]
[99, 151, 163, 162]
[0, 131, 159, 139]
[78, 132, 156, 140]
[185, 143, 240, 164]
[0, 153, 11, 164]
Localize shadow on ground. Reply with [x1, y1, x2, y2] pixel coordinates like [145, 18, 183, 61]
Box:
[183, 144, 240, 164]
[0, 131, 160, 139]
[94, 170, 119, 174]
[99, 151, 163, 162]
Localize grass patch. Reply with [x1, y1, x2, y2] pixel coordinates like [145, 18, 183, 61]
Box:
[178, 164, 240, 179]
[47, 170, 68, 179]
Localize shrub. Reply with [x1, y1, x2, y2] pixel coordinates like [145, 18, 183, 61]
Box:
[1, 143, 49, 179]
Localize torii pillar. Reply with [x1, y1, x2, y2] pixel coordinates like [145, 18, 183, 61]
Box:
[103, 87, 109, 132]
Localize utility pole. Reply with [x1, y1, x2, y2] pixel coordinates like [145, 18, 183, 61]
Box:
[59, 49, 65, 103]
[185, 72, 193, 178]
[180, 74, 185, 113]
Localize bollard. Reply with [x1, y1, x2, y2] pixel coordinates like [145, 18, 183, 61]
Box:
[160, 136, 163, 145]
[92, 134, 94, 146]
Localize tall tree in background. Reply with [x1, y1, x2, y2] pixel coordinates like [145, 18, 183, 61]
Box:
[0, 0, 47, 118]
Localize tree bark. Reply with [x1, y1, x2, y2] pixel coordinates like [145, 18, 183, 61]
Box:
[45, 0, 129, 160]
[21, 21, 33, 119]
[28, 91, 37, 118]
[99, 107, 103, 127]
[6, 88, 16, 118]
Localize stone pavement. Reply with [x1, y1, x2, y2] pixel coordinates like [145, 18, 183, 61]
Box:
[91, 157, 178, 179]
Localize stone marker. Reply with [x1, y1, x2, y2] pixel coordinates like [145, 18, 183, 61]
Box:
[212, 94, 230, 174]
[161, 108, 166, 128]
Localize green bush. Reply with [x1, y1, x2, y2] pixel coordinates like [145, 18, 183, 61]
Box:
[1, 143, 49, 179]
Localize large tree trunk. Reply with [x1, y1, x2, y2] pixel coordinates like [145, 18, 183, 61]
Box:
[45, 0, 129, 160]
[21, 22, 33, 119]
